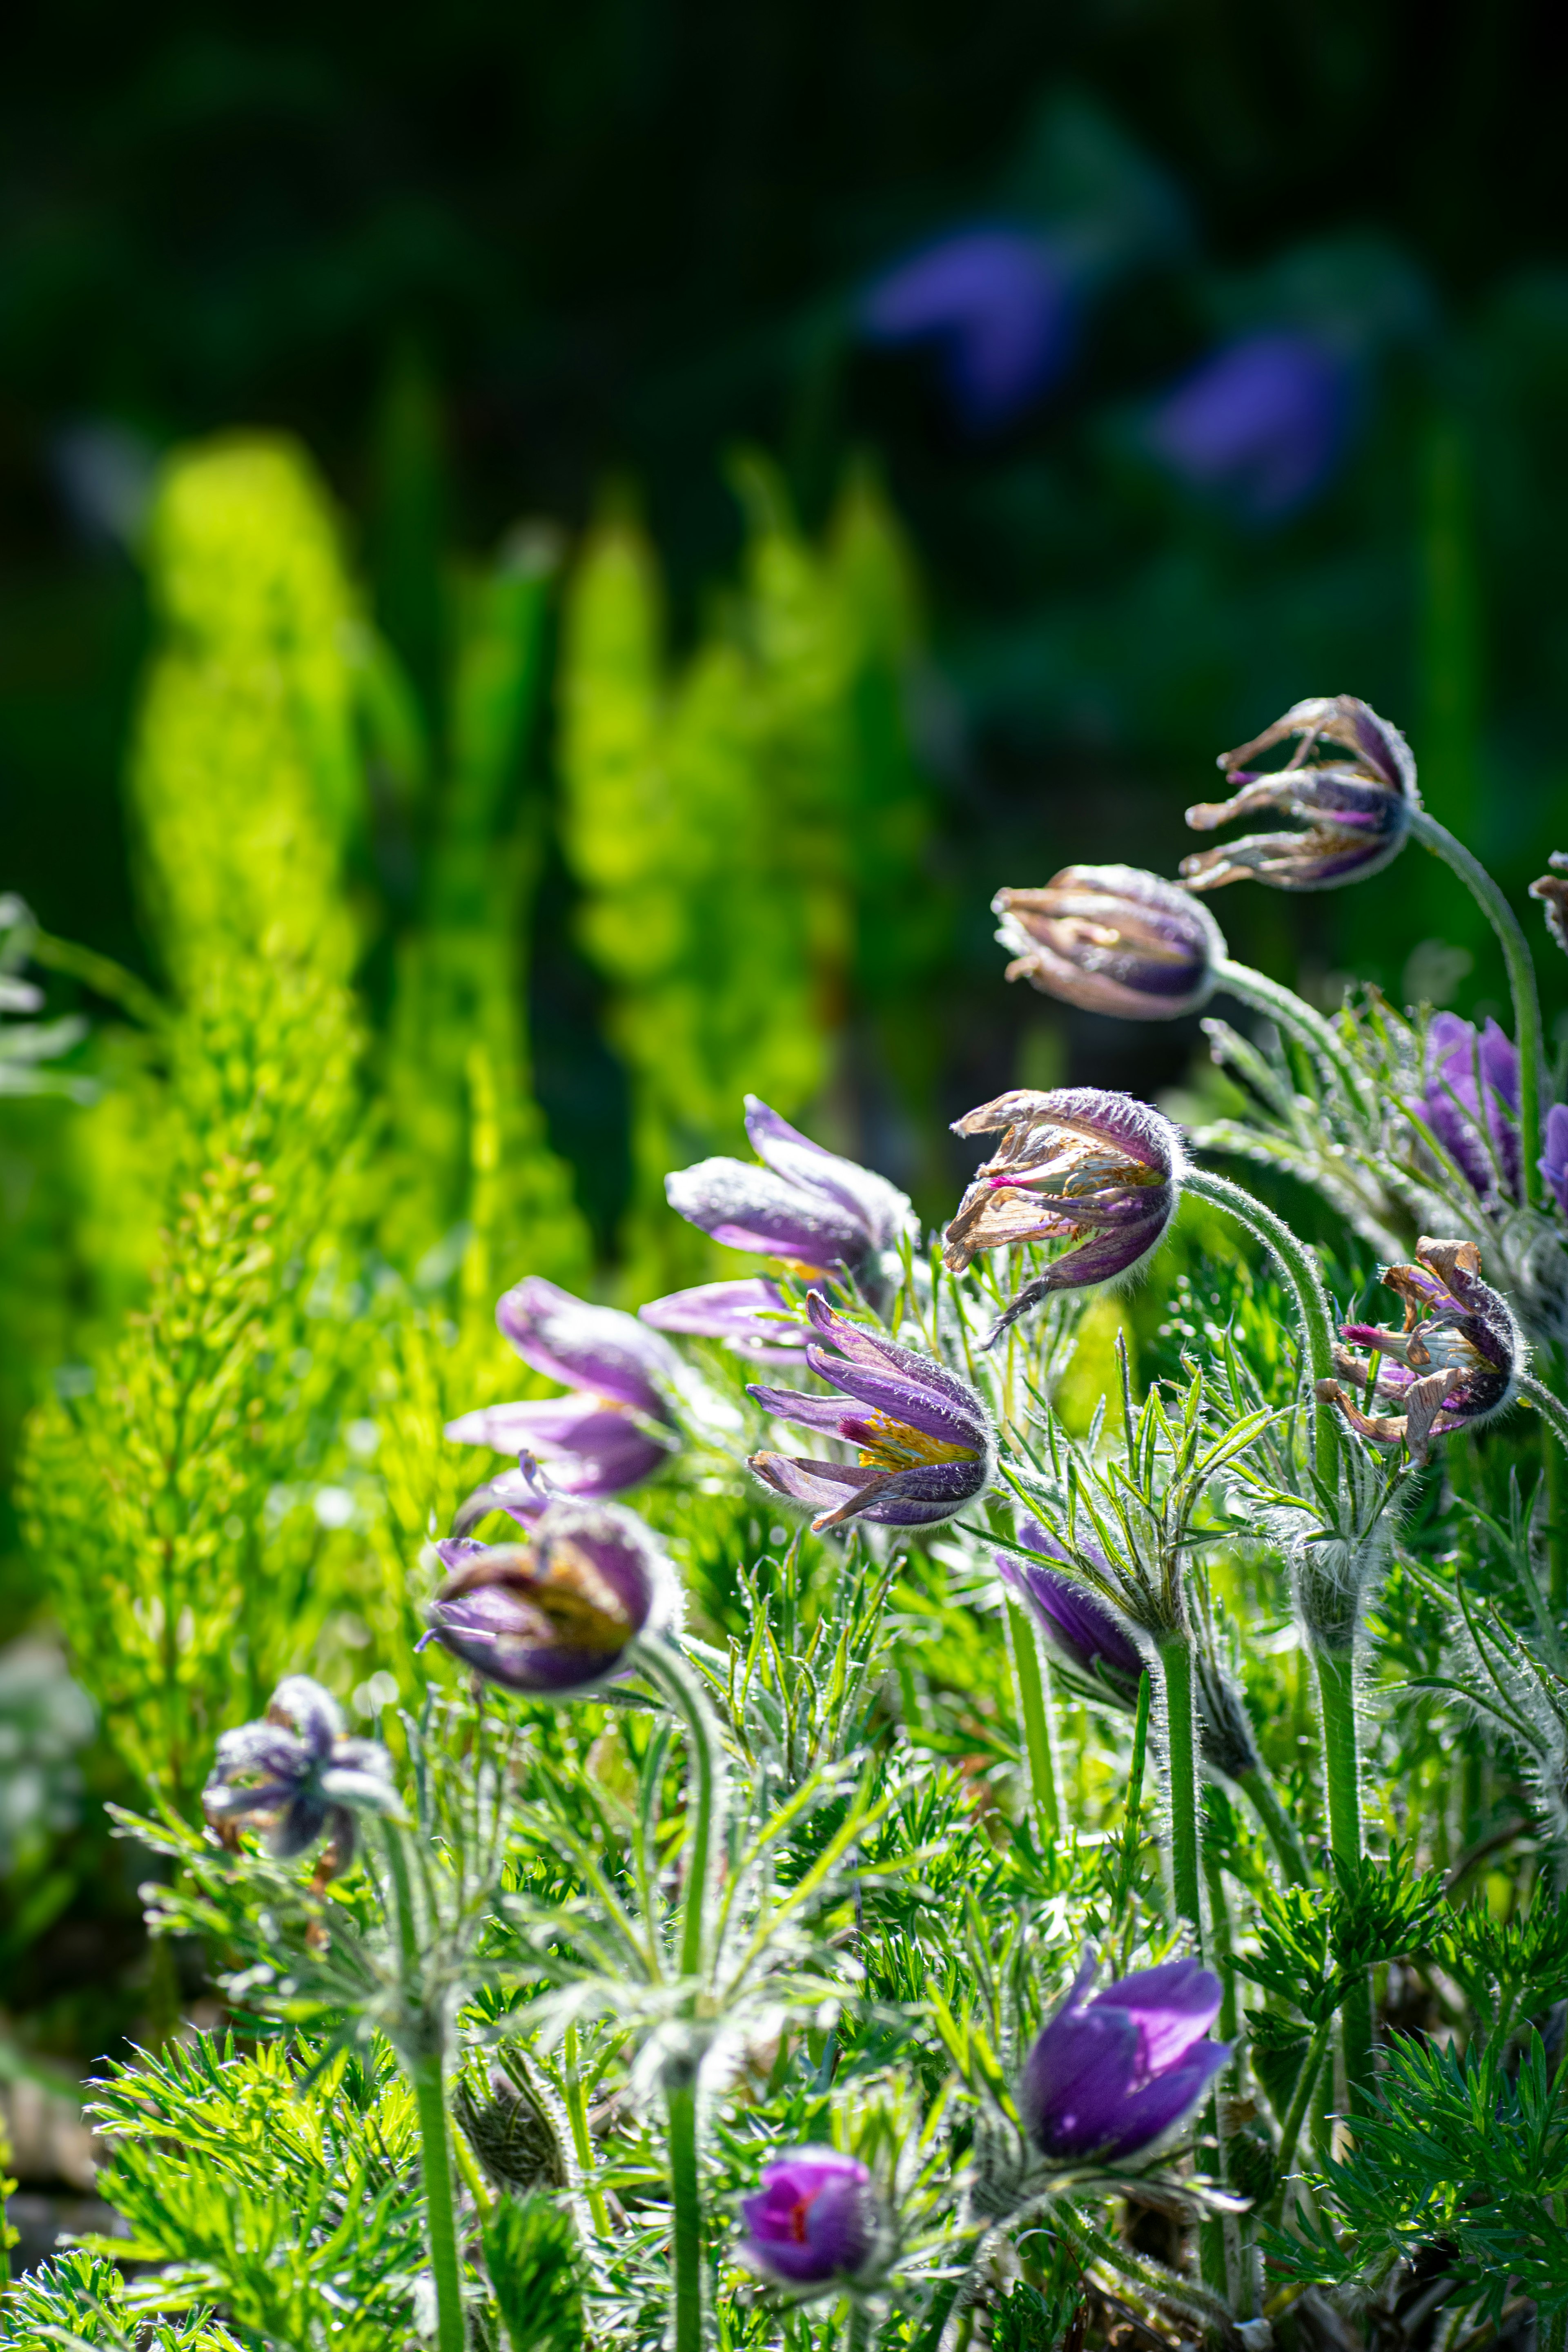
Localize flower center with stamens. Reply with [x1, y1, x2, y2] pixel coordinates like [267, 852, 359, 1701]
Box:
[850, 1409, 979, 1473]
[993, 1134, 1163, 1201]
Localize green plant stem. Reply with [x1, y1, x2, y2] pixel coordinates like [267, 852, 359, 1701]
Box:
[1200, 1848, 1238, 2298]
[634, 1637, 726, 1981]
[1409, 806, 1544, 1214]
[1115, 1668, 1153, 1914]
[1314, 1645, 1372, 2115]
[845, 2299, 872, 2352]
[1267, 2017, 1334, 2230]
[412, 2051, 468, 2352]
[1213, 956, 1372, 1118]
[1005, 1595, 1061, 1843]
[1157, 1637, 1203, 1946]
[1238, 1766, 1312, 1887]
[564, 2022, 612, 2239]
[1519, 1369, 1568, 1615]
[1179, 1165, 1339, 1490]
[666, 2075, 704, 2352]
[1054, 2203, 1233, 2336]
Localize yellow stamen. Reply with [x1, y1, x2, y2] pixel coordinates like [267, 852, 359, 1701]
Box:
[854, 1409, 978, 1474]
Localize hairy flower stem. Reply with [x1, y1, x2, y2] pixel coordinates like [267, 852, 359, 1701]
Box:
[1158, 1636, 1203, 1946]
[1517, 1373, 1568, 1612]
[1055, 2202, 1234, 2336]
[382, 1828, 466, 2352]
[1267, 2017, 1334, 2230]
[1179, 1167, 1339, 1489]
[844, 2300, 872, 2352]
[1314, 1645, 1373, 2114]
[1005, 1595, 1061, 1842]
[1201, 1849, 1239, 2301]
[1409, 807, 1545, 1214]
[666, 2074, 704, 2352]
[564, 2022, 611, 2238]
[1238, 1766, 1311, 1887]
[1212, 956, 1373, 1117]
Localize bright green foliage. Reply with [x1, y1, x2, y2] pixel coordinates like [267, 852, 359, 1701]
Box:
[558, 460, 938, 1291]
[481, 2194, 585, 2352]
[0, 2247, 239, 2350]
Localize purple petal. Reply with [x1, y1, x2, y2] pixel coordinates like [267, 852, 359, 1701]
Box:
[744, 1098, 915, 1256]
[266, 1676, 344, 1757]
[425, 1502, 673, 1696]
[746, 1385, 861, 1436]
[494, 1277, 677, 1414]
[750, 1451, 987, 1530]
[1094, 1959, 1223, 2073]
[740, 2145, 873, 2284]
[998, 1551, 1142, 1685]
[1018, 2002, 1141, 2161]
[803, 1292, 993, 1425]
[993, 866, 1227, 1021]
[860, 229, 1079, 432]
[665, 1158, 869, 1272]
[639, 1278, 807, 1352]
[1100, 2046, 1230, 2160]
[1541, 1103, 1568, 1217]
[1146, 331, 1357, 524]
[444, 1400, 666, 1498]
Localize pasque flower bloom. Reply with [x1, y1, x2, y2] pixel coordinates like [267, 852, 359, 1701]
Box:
[739, 2146, 879, 2289]
[860, 228, 1080, 432]
[1414, 1013, 1523, 1203]
[1018, 1958, 1230, 2166]
[1318, 1236, 1522, 1466]
[639, 1276, 807, 1359]
[992, 866, 1226, 1021]
[1542, 1105, 1568, 1221]
[998, 1521, 1143, 1693]
[944, 1088, 1181, 1341]
[748, 1291, 992, 1532]
[445, 1278, 679, 1507]
[1182, 693, 1418, 893]
[1146, 330, 1357, 525]
[666, 1097, 916, 1306]
[203, 1676, 399, 1869]
[423, 1501, 676, 1697]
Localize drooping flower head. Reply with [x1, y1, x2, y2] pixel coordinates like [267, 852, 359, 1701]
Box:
[666, 1097, 917, 1309]
[422, 1500, 677, 1697]
[997, 1520, 1143, 1695]
[944, 1089, 1182, 1343]
[860, 228, 1080, 433]
[992, 866, 1227, 1022]
[1318, 1236, 1522, 1466]
[1530, 853, 1568, 958]
[1412, 1013, 1523, 1204]
[639, 1277, 808, 1359]
[1018, 1958, 1230, 2167]
[1181, 694, 1418, 893]
[1145, 330, 1357, 525]
[748, 1292, 993, 1534]
[444, 1278, 680, 1510]
[202, 1675, 400, 1871]
[738, 2145, 881, 2291]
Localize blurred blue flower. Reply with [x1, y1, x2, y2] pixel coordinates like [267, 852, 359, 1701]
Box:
[860, 229, 1080, 432]
[1145, 330, 1357, 523]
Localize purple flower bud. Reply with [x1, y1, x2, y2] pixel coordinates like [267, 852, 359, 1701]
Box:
[738, 2145, 878, 2288]
[993, 866, 1227, 1022]
[203, 1675, 399, 1871]
[423, 1501, 677, 1698]
[1146, 331, 1357, 524]
[1319, 1235, 1521, 1466]
[1182, 694, 1418, 893]
[1541, 1104, 1568, 1221]
[1018, 1958, 1229, 2166]
[748, 1291, 993, 1533]
[1412, 1013, 1522, 1203]
[443, 1396, 671, 1503]
[665, 1097, 916, 1305]
[639, 1277, 808, 1359]
[945, 1088, 1181, 1342]
[1530, 853, 1568, 958]
[998, 1521, 1143, 1691]
[495, 1277, 678, 1416]
[860, 228, 1080, 433]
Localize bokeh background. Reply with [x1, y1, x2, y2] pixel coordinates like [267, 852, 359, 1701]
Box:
[2, 0, 1567, 2227]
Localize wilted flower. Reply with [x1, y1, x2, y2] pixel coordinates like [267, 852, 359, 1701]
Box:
[1317, 1236, 1522, 1466]
[666, 1097, 916, 1308]
[203, 1675, 399, 1870]
[748, 1291, 993, 1533]
[639, 1277, 807, 1359]
[738, 2145, 880, 2290]
[1018, 1958, 1230, 2166]
[1182, 694, 1418, 893]
[1530, 853, 1568, 957]
[444, 1278, 679, 1505]
[1412, 1013, 1522, 1203]
[1145, 330, 1357, 524]
[997, 1522, 1143, 1694]
[992, 866, 1227, 1021]
[1542, 1106, 1568, 1222]
[422, 1501, 677, 1697]
[944, 1088, 1182, 1341]
[860, 228, 1079, 432]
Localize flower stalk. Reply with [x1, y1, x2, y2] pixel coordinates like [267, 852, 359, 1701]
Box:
[1158, 1635, 1203, 1945]
[1004, 1594, 1062, 1843]
[382, 1824, 466, 2352]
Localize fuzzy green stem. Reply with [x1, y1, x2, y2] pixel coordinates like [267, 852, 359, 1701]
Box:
[666, 2074, 704, 2352]
[635, 1637, 726, 1982]
[1005, 1595, 1061, 1844]
[1519, 1370, 1568, 1616]
[1054, 2203, 1233, 2336]
[1158, 1637, 1203, 1945]
[1314, 1645, 1372, 2114]
[1200, 1848, 1239, 2299]
[1115, 1669, 1153, 1914]
[564, 2021, 611, 2239]
[1409, 807, 1544, 1214]
[1213, 956, 1372, 1118]
[412, 2054, 468, 2352]
[1267, 2018, 1334, 2230]
[1522, 1372, 1568, 1466]
[1238, 1766, 1312, 1888]
[844, 2299, 872, 2352]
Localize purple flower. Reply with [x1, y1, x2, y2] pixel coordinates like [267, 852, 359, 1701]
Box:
[860, 228, 1079, 432]
[747, 1291, 992, 1534]
[422, 1501, 677, 1698]
[998, 1521, 1143, 1693]
[639, 1277, 808, 1359]
[1182, 694, 1418, 894]
[993, 865, 1227, 1021]
[443, 1396, 670, 1509]
[739, 2145, 879, 2289]
[495, 1277, 677, 1414]
[1319, 1236, 1521, 1467]
[1018, 1958, 1229, 2166]
[1413, 1013, 1522, 1203]
[1146, 330, 1357, 524]
[1530, 853, 1568, 958]
[202, 1676, 399, 1870]
[1541, 1105, 1568, 1221]
[666, 1097, 916, 1307]
[944, 1088, 1181, 1343]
